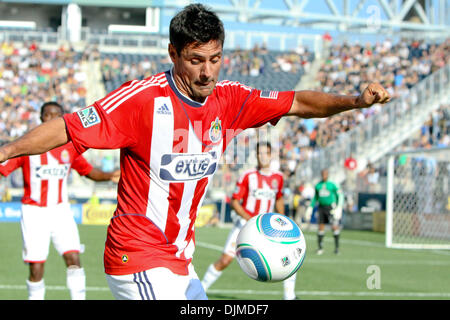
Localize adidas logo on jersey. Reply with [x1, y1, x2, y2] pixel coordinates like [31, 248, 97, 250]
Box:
[157, 103, 171, 115]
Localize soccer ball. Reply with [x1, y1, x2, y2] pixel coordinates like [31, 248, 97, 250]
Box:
[235, 212, 306, 282]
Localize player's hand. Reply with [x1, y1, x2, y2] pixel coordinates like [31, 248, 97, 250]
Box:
[0, 149, 8, 164]
[331, 206, 342, 220]
[110, 169, 121, 183]
[305, 207, 313, 222]
[356, 83, 390, 108]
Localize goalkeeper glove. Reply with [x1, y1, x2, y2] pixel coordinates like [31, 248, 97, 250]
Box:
[331, 205, 342, 220]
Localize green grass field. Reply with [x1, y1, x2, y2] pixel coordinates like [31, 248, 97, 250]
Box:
[0, 222, 449, 300]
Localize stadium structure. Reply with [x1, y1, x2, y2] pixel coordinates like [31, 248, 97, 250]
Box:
[0, 0, 449, 250]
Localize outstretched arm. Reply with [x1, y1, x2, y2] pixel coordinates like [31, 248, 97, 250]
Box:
[0, 118, 68, 163]
[287, 83, 390, 118]
[86, 168, 120, 183]
[275, 197, 285, 215]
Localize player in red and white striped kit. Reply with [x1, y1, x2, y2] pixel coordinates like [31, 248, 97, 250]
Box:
[0, 4, 390, 300]
[0, 102, 119, 300]
[201, 141, 298, 299]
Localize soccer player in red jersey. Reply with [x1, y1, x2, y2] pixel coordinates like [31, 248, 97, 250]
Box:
[0, 4, 390, 300]
[201, 141, 298, 299]
[0, 102, 119, 300]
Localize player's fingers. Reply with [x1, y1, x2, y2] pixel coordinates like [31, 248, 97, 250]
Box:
[371, 83, 390, 104]
[374, 92, 381, 102]
[0, 150, 7, 163]
[379, 90, 390, 104]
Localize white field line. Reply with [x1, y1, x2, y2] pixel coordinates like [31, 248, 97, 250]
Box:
[203, 226, 450, 256]
[195, 241, 450, 266]
[0, 284, 109, 291]
[205, 289, 450, 298]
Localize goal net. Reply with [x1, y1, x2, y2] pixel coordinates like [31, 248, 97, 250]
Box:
[386, 147, 450, 249]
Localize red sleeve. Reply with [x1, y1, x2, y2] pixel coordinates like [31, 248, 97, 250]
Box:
[71, 155, 94, 176]
[63, 80, 143, 154]
[229, 85, 295, 130]
[0, 157, 24, 177]
[276, 174, 284, 200]
[231, 172, 249, 201]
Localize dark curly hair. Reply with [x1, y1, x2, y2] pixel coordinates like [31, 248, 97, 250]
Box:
[169, 3, 225, 54]
[40, 101, 64, 119]
[256, 141, 272, 154]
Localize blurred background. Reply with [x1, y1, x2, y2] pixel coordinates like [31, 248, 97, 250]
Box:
[0, 0, 449, 299]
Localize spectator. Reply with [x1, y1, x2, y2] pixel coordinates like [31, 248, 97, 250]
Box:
[0, 41, 89, 142]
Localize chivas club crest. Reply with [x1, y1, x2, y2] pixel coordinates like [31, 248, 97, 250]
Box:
[271, 179, 278, 189]
[60, 149, 70, 163]
[209, 117, 222, 143]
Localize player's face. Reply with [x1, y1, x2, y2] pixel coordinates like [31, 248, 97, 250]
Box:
[257, 145, 272, 168]
[169, 40, 222, 103]
[322, 169, 329, 181]
[41, 105, 63, 123]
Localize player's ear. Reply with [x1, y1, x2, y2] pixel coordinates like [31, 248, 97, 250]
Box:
[168, 43, 178, 63]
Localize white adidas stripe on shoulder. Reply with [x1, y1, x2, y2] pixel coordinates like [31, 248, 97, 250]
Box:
[105, 82, 166, 114]
[102, 74, 168, 114]
[216, 80, 252, 92]
[101, 78, 153, 110]
[101, 73, 167, 109]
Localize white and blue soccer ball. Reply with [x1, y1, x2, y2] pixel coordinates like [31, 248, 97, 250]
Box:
[235, 212, 306, 282]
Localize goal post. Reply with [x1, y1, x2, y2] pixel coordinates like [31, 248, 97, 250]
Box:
[385, 147, 450, 249]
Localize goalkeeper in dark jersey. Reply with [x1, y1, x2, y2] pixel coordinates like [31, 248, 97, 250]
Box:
[306, 169, 343, 255]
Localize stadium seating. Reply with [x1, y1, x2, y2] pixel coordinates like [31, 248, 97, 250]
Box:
[278, 39, 450, 180]
[0, 41, 87, 144]
[100, 51, 172, 92]
[100, 46, 314, 93]
[0, 38, 448, 201]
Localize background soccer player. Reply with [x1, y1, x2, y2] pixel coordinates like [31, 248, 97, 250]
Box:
[201, 141, 298, 300]
[306, 169, 343, 255]
[0, 4, 389, 300]
[0, 101, 119, 300]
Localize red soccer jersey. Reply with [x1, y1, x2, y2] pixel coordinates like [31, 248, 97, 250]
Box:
[0, 143, 93, 207]
[63, 69, 294, 276]
[232, 168, 284, 217]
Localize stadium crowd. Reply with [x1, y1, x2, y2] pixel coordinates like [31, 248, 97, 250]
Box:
[100, 53, 161, 84]
[99, 43, 314, 84]
[0, 41, 88, 143]
[0, 37, 448, 204]
[357, 103, 449, 192]
[276, 38, 450, 177]
[221, 43, 313, 77]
